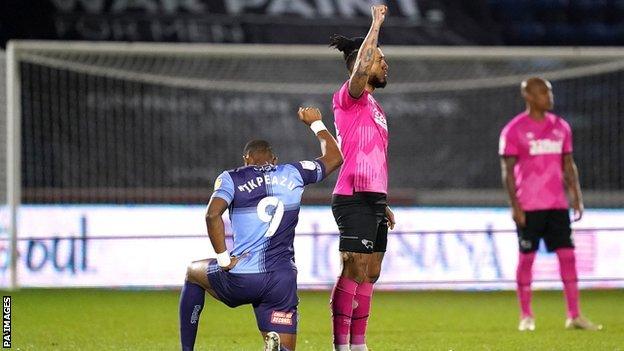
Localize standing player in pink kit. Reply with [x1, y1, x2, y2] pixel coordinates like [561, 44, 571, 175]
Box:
[499, 77, 602, 332]
[328, 5, 396, 351]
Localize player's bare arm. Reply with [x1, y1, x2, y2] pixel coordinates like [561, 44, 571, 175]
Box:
[348, 5, 386, 98]
[501, 156, 525, 227]
[563, 154, 584, 221]
[205, 197, 239, 270]
[297, 107, 343, 174]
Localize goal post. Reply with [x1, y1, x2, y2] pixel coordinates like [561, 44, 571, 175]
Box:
[4, 43, 20, 290]
[4, 41, 624, 288]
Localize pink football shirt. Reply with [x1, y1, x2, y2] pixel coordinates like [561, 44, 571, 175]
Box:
[499, 112, 573, 211]
[332, 81, 389, 195]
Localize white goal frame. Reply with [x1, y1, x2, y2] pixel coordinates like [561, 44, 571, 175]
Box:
[6, 40, 624, 289]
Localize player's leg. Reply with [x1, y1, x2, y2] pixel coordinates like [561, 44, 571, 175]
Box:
[331, 193, 377, 351]
[515, 211, 543, 330]
[254, 268, 299, 351]
[349, 253, 381, 351]
[330, 252, 366, 351]
[545, 210, 601, 330]
[350, 204, 388, 351]
[544, 210, 579, 319]
[179, 259, 219, 351]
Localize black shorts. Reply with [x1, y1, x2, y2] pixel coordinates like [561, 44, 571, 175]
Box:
[332, 192, 388, 254]
[517, 209, 574, 253]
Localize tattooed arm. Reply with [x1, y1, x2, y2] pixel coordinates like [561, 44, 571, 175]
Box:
[348, 5, 386, 98]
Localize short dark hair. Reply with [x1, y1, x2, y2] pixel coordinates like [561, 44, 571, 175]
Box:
[329, 35, 372, 72]
[243, 139, 272, 156]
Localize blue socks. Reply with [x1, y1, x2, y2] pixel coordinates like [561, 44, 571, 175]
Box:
[179, 281, 205, 351]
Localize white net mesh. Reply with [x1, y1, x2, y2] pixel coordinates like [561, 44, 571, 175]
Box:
[10, 42, 624, 205]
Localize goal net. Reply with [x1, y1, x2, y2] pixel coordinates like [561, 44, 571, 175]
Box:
[3, 42, 624, 287]
[8, 42, 624, 206]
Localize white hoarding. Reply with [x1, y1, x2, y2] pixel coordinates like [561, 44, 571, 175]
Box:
[0, 206, 622, 289]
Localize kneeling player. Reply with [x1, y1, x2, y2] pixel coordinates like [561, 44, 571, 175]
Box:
[179, 107, 343, 351]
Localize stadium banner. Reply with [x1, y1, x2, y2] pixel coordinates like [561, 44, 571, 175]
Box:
[4, 0, 499, 45]
[0, 206, 622, 290]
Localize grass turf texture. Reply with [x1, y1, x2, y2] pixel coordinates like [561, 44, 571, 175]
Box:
[9, 289, 623, 350]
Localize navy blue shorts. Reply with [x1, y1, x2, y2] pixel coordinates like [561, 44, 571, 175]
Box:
[207, 262, 298, 334]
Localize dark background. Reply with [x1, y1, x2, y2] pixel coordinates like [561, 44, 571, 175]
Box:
[3, 0, 624, 204]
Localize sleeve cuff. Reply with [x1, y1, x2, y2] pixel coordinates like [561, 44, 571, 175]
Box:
[212, 191, 233, 205]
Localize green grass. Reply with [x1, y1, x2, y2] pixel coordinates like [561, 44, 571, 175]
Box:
[8, 288, 624, 350]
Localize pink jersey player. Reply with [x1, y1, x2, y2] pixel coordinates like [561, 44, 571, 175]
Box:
[327, 5, 398, 351]
[333, 80, 388, 196]
[500, 77, 601, 332]
[499, 111, 572, 211]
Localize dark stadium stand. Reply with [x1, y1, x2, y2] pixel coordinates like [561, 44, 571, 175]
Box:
[489, 0, 624, 45]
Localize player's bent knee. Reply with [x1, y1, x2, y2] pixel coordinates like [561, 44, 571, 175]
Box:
[367, 272, 381, 284]
[186, 259, 214, 288]
[184, 263, 195, 282]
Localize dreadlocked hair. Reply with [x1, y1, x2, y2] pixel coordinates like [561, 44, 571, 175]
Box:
[329, 35, 365, 72]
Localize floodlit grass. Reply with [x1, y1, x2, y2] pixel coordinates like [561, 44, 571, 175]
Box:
[9, 288, 624, 350]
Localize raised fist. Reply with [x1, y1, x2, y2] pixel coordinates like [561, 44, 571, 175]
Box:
[371, 4, 387, 24]
[298, 107, 322, 126]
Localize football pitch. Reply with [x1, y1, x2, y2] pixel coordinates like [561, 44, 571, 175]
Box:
[10, 288, 624, 350]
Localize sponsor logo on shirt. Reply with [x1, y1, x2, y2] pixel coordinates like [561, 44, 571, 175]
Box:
[369, 95, 387, 130]
[270, 311, 294, 326]
[529, 139, 563, 155]
[373, 110, 387, 130]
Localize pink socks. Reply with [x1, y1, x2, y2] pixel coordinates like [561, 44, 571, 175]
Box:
[331, 277, 359, 347]
[556, 248, 580, 318]
[331, 278, 375, 349]
[350, 282, 374, 347]
[517, 248, 581, 319]
[516, 251, 536, 318]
